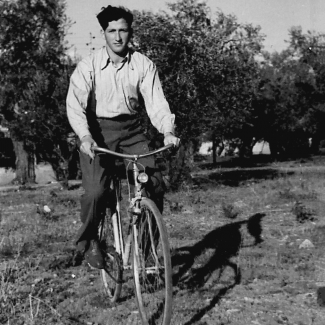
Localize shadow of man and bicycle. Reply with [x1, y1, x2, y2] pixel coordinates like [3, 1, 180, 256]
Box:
[171, 212, 265, 325]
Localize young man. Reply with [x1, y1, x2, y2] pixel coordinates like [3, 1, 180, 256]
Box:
[66, 6, 180, 269]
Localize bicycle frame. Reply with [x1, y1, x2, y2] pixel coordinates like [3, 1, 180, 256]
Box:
[112, 159, 142, 268]
[94, 144, 173, 268]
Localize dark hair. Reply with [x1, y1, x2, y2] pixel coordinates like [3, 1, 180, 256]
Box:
[97, 6, 133, 30]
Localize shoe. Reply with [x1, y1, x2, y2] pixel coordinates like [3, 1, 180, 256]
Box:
[76, 240, 89, 255]
[85, 239, 104, 269]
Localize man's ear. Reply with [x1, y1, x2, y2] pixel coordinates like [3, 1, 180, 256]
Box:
[100, 29, 105, 39]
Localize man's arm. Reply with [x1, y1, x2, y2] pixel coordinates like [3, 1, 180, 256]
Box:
[66, 61, 97, 158]
[140, 60, 180, 147]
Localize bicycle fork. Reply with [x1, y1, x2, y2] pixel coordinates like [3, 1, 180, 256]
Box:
[111, 159, 147, 268]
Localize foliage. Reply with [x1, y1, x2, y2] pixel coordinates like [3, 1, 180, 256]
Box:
[288, 28, 325, 152]
[291, 200, 316, 223]
[2, 0, 325, 188]
[131, 0, 264, 187]
[131, 0, 325, 167]
[254, 52, 312, 156]
[254, 28, 325, 157]
[0, 0, 75, 184]
[133, 0, 263, 143]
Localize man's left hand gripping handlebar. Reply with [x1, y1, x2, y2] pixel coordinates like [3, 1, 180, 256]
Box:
[80, 135, 98, 159]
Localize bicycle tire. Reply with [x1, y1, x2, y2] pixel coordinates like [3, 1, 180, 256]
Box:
[98, 212, 123, 302]
[132, 198, 173, 325]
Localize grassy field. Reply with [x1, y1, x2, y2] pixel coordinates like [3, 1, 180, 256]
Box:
[1, 154, 325, 324]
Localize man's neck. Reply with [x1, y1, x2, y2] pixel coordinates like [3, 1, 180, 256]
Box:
[106, 45, 128, 66]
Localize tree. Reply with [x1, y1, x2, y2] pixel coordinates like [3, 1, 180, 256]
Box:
[0, 0, 73, 184]
[207, 15, 263, 159]
[254, 28, 325, 158]
[131, 0, 264, 185]
[131, 1, 215, 187]
[287, 27, 325, 153]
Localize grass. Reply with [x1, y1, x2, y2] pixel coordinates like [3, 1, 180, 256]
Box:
[1, 155, 325, 324]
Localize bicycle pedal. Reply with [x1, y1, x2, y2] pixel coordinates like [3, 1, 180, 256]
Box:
[87, 262, 105, 270]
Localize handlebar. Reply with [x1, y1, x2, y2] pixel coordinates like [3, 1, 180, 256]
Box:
[92, 143, 174, 160]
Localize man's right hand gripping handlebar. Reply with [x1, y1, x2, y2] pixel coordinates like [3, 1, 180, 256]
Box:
[80, 135, 97, 159]
[164, 132, 180, 147]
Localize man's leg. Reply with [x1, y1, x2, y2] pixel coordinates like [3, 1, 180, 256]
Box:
[76, 151, 114, 268]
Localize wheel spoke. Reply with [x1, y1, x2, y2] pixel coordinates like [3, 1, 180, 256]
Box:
[132, 198, 173, 325]
[98, 213, 123, 302]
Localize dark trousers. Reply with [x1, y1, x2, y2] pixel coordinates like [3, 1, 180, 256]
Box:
[76, 116, 165, 248]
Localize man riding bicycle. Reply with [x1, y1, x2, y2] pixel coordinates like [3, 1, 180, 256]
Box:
[66, 5, 180, 269]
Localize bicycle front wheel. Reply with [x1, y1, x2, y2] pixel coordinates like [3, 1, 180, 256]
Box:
[132, 198, 173, 325]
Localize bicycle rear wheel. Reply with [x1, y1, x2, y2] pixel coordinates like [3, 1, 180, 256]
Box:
[132, 198, 173, 325]
[98, 212, 123, 302]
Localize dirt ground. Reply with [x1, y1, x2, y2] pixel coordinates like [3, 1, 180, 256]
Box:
[1, 155, 325, 324]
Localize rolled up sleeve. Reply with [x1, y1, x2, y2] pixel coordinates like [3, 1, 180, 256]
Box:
[66, 61, 92, 140]
[140, 61, 175, 135]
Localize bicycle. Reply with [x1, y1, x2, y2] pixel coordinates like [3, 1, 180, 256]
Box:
[93, 143, 174, 325]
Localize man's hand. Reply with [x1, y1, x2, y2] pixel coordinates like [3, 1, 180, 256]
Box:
[80, 135, 97, 159]
[164, 132, 180, 147]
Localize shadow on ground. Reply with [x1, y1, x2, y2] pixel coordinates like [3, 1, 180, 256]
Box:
[172, 213, 265, 325]
[197, 154, 275, 169]
[197, 153, 322, 170]
[194, 168, 286, 187]
[193, 153, 325, 188]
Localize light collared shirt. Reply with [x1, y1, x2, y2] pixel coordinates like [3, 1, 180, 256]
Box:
[66, 47, 175, 140]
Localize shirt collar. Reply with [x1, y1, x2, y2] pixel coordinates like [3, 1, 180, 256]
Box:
[101, 47, 134, 70]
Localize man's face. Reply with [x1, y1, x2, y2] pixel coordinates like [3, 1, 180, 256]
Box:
[104, 18, 131, 55]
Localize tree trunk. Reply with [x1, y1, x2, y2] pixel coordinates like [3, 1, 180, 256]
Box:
[212, 138, 217, 164]
[268, 139, 282, 159]
[28, 153, 36, 181]
[49, 157, 69, 189]
[310, 136, 320, 155]
[238, 137, 255, 158]
[167, 141, 194, 191]
[46, 143, 70, 189]
[11, 138, 36, 184]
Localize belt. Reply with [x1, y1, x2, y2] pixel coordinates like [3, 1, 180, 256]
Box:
[97, 114, 137, 122]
